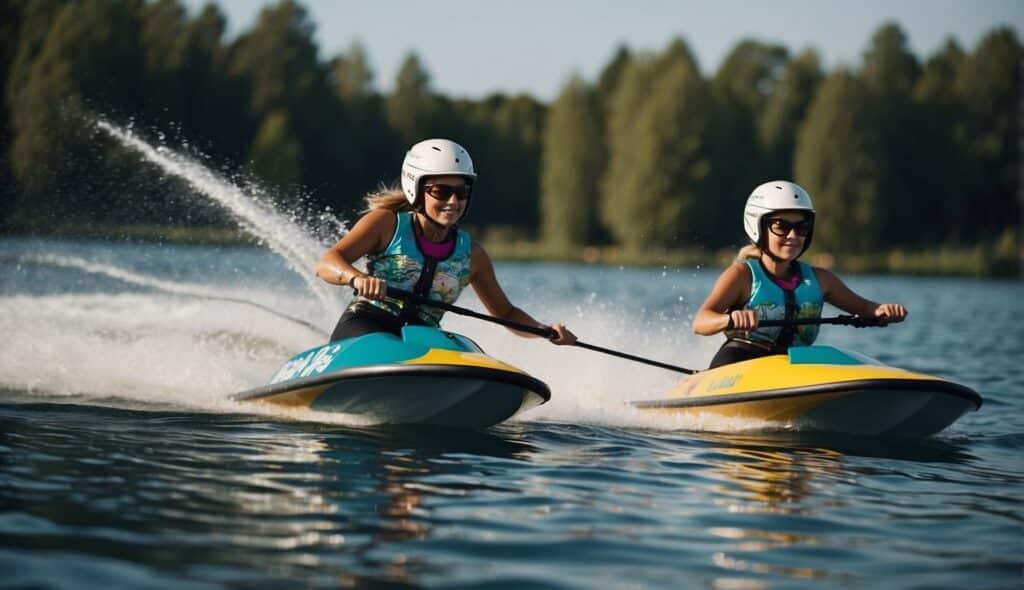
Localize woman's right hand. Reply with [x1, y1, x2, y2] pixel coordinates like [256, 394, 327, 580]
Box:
[352, 275, 388, 300]
[727, 309, 760, 331]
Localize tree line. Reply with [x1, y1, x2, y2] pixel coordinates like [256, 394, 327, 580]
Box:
[0, 0, 1019, 256]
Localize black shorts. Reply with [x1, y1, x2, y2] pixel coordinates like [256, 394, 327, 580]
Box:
[329, 304, 428, 342]
[708, 339, 781, 369]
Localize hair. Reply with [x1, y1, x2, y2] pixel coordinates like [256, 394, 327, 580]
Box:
[362, 182, 412, 214]
[735, 243, 762, 262]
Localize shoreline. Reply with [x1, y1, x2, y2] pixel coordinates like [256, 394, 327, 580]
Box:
[2, 225, 1019, 278]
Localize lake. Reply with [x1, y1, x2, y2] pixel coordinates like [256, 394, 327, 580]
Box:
[1, 236, 1021, 589]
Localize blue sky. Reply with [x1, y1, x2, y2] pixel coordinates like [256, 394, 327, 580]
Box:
[185, 0, 1023, 101]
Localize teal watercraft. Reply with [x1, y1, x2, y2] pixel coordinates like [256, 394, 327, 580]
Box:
[232, 325, 550, 428]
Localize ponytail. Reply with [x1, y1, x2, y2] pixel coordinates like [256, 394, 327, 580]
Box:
[362, 183, 412, 214]
[735, 244, 762, 263]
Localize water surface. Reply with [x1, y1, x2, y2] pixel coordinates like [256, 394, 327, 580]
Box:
[2, 237, 1021, 589]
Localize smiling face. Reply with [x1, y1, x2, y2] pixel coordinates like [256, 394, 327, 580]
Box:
[763, 211, 812, 262]
[419, 174, 471, 229]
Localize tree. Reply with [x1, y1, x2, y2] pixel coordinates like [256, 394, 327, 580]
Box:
[138, 0, 188, 126]
[911, 40, 970, 242]
[760, 49, 823, 180]
[228, 0, 348, 203]
[250, 109, 302, 188]
[540, 75, 603, 248]
[794, 71, 884, 253]
[698, 40, 789, 246]
[465, 94, 546, 231]
[953, 27, 1021, 241]
[387, 53, 436, 146]
[858, 23, 922, 245]
[331, 41, 374, 103]
[594, 44, 632, 115]
[8, 0, 146, 226]
[714, 40, 789, 118]
[861, 23, 920, 98]
[601, 39, 710, 249]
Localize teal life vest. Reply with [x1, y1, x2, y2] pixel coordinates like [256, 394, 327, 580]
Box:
[725, 259, 824, 349]
[351, 211, 473, 326]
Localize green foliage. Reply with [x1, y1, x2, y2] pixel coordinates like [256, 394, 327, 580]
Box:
[952, 27, 1021, 240]
[861, 23, 921, 97]
[540, 75, 603, 247]
[331, 42, 374, 102]
[858, 23, 924, 245]
[250, 109, 302, 188]
[386, 53, 436, 146]
[699, 40, 789, 246]
[0, 3, 1017, 275]
[794, 71, 884, 253]
[759, 49, 822, 179]
[602, 39, 710, 249]
[461, 94, 546, 231]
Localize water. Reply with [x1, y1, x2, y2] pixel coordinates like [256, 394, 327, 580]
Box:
[2, 125, 1022, 588]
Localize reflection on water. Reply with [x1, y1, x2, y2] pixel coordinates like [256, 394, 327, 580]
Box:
[1, 404, 540, 588]
[692, 432, 982, 585]
[2, 237, 1021, 588]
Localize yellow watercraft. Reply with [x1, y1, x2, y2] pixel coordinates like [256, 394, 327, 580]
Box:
[631, 346, 982, 436]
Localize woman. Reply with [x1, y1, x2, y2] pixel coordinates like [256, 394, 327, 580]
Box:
[316, 138, 576, 346]
[693, 180, 907, 368]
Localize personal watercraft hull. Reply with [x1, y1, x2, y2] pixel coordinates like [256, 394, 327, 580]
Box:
[631, 346, 982, 436]
[233, 327, 550, 428]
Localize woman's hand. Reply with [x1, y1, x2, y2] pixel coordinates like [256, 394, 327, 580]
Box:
[352, 275, 388, 300]
[727, 309, 760, 331]
[548, 323, 577, 345]
[873, 303, 908, 325]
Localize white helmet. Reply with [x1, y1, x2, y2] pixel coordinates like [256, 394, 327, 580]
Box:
[400, 138, 476, 207]
[743, 180, 816, 254]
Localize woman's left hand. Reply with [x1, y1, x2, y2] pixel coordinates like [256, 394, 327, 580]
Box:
[873, 303, 908, 325]
[548, 323, 577, 345]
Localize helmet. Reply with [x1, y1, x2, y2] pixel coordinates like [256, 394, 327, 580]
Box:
[400, 139, 476, 207]
[743, 180, 816, 255]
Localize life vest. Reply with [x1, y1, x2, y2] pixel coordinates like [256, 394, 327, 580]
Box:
[725, 259, 823, 349]
[350, 211, 473, 326]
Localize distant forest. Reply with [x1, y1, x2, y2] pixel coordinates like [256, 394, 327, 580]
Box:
[0, 0, 1019, 256]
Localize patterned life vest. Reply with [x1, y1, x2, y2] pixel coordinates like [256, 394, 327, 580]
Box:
[350, 211, 472, 326]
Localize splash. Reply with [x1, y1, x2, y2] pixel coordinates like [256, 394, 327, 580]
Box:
[20, 252, 327, 337]
[94, 119, 342, 316]
[4, 120, 771, 433]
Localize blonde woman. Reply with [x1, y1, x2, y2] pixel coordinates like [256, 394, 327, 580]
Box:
[316, 138, 576, 346]
[693, 181, 907, 368]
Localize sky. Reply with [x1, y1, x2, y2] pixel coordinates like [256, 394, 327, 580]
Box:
[185, 0, 1024, 102]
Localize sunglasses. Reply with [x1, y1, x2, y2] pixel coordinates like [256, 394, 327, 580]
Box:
[766, 218, 813, 237]
[423, 183, 472, 202]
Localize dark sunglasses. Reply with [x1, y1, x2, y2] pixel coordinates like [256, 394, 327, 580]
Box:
[423, 183, 472, 201]
[766, 218, 813, 237]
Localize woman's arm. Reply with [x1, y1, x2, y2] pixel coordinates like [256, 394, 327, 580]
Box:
[816, 268, 908, 323]
[315, 209, 396, 299]
[693, 263, 757, 334]
[469, 242, 576, 344]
